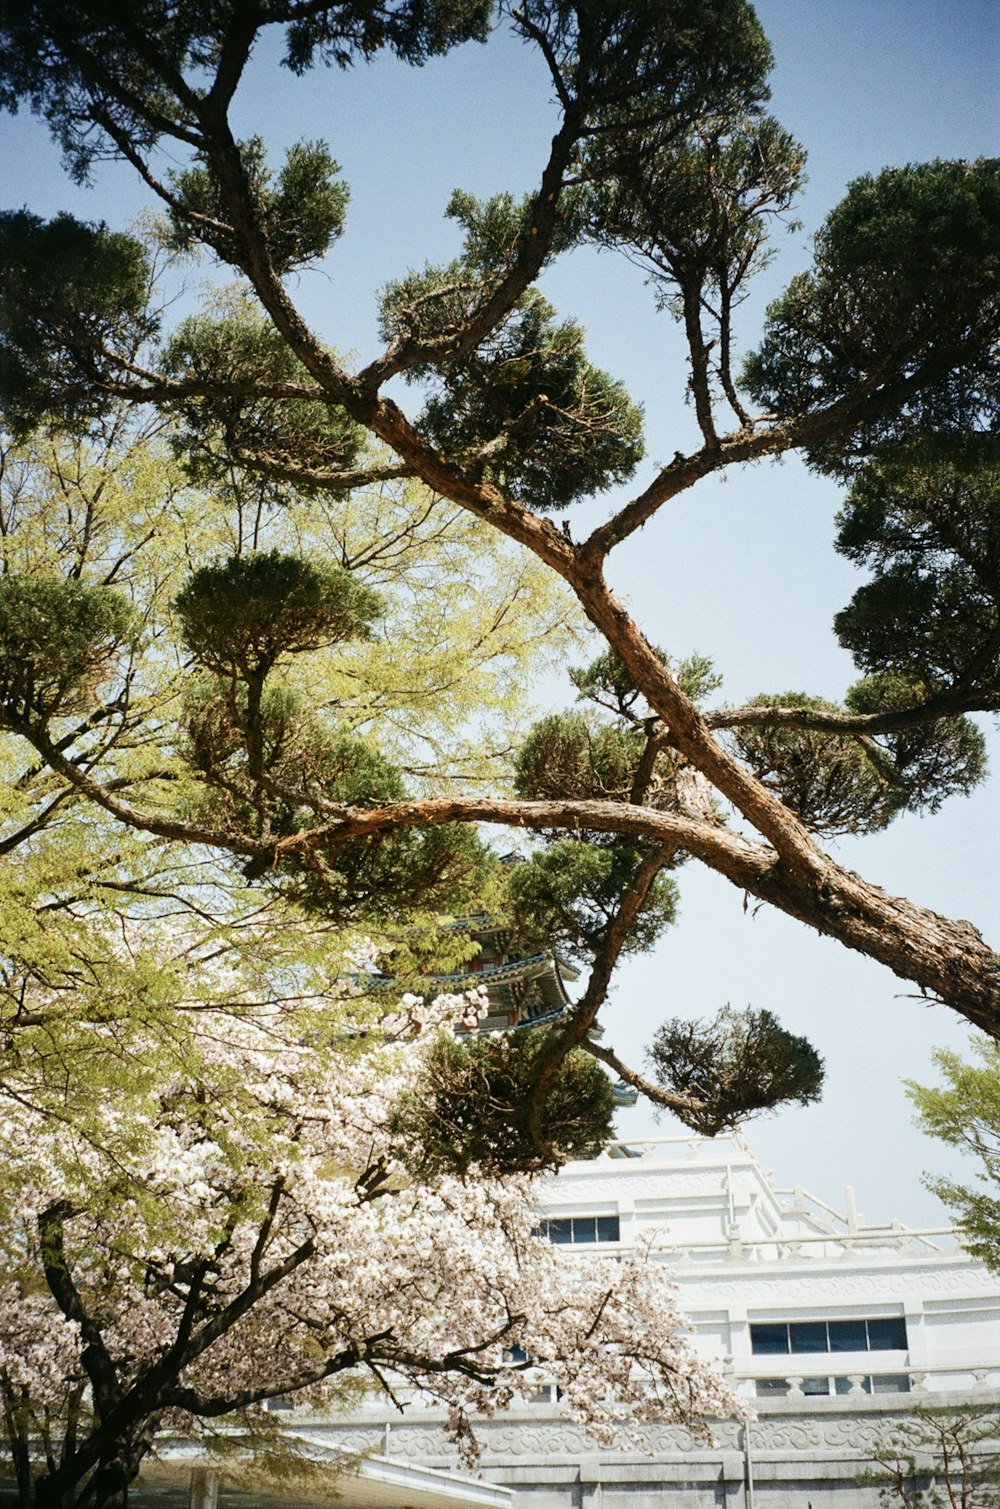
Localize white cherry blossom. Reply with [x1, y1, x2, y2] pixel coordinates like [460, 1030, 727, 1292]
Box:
[0, 946, 744, 1506]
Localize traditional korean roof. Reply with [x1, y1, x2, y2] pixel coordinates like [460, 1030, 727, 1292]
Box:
[366, 902, 637, 1105]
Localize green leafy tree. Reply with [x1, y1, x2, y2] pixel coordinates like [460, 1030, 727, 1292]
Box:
[743, 160, 1000, 471]
[646, 1006, 824, 1136]
[0, 419, 620, 1505]
[0, 577, 138, 722]
[175, 551, 384, 676]
[162, 295, 366, 497]
[0, 211, 156, 437]
[389, 1028, 617, 1178]
[0, 414, 584, 1087]
[908, 1040, 1000, 1275]
[504, 839, 678, 964]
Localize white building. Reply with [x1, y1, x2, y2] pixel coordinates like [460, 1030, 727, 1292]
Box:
[546, 1132, 999, 1404]
[272, 1133, 1000, 1509]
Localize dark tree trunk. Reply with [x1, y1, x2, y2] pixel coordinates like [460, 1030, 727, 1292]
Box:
[34, 1444, 146, 1509]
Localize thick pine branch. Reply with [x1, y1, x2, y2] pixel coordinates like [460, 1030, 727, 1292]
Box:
[11, 702, 1000, 1034]
[271, 794, 1000, 1036]
[582, 1038, 709, 1124]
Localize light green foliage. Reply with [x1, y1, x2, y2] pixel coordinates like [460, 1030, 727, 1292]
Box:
[0, 423, 215, 588]
[168, 137, 349, 274]
[389, 1027, 617, 1178]
[0, 434, 227, 1179]
[0, 417, 586, 1035]
[648, 1005, 824, 1135]
[908, 1039, 1000, 1275]
[0, 211, 155, 436]
[282, 475, 584, 777]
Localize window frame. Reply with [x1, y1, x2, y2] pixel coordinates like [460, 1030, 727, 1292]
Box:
[750, 1316, 908, 1356]
[538, 1213, 621, 1245]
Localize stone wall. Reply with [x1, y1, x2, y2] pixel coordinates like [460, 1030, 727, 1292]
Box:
[290, 1391, 1000, 1509]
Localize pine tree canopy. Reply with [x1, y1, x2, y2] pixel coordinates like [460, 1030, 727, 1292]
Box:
[0, 3, 998, 1500]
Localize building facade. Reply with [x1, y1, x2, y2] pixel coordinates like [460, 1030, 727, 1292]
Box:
[283, 1133, 1000, 1508]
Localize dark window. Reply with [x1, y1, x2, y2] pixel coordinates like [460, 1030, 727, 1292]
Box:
[868, 1318, 908, 1350]
[801, 1377, 830, 1395]
[751, 1317, 907, 1357]
[540, 1214, 620, 1245]
[829, 1320, 868, 1353]
[789, 1322, 829, 1354]
[750, 1324, 790, 1355]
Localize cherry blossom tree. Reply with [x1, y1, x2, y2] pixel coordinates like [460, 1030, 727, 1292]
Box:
[0, 942, 741, 1509]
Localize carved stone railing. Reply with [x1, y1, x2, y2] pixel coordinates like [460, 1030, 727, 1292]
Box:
[659, 1227, 955, 1263]
[731, 1361, 1000, 1398]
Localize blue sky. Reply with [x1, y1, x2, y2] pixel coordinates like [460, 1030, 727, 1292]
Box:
[2, 0, 999, 1226]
